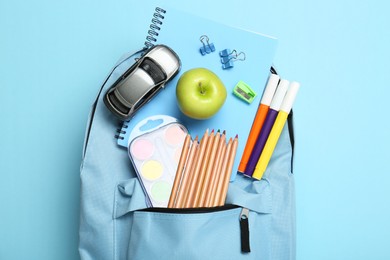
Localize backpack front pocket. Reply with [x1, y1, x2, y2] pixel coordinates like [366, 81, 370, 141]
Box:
[114, 175, 272, 260]
[128, 204, 270, 260]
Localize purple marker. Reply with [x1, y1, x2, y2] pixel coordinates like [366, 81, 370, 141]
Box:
[244, 79, 289, 177]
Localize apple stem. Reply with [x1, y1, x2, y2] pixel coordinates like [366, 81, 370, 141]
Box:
[198, 82, 205, 95]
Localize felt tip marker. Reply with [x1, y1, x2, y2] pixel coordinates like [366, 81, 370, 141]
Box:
[238, 74, 280, 174]
[252, 81, 300, 180]
[244, 79, 289, 177]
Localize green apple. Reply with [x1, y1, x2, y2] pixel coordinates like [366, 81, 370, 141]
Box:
[176, 68, 227, 119]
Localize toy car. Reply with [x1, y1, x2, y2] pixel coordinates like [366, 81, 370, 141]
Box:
[104, 45, 181, 120]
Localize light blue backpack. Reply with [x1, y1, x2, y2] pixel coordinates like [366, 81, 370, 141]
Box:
[79, 50, 296, 260]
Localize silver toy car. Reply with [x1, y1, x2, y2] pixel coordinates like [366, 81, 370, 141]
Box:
[104, 45, 181, 120]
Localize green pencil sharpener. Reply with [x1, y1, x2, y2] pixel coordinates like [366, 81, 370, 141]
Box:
[233, 81, 257, 104]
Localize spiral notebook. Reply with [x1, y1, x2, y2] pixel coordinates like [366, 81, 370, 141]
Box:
[117, 6, 277, 180]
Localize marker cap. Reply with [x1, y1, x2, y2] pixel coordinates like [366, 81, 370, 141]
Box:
[280, 81, 300, 113]
[269, 79, 289, 111]
[260, 74, 280, 106]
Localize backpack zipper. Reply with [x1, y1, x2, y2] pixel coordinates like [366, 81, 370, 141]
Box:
[239, 207, 251, 253]
[287, 110, 295, 172]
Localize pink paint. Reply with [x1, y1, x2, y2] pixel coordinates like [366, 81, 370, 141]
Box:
[165, 125, 187, 146]
[130, 139, 154, 160]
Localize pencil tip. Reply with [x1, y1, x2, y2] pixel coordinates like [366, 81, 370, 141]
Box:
[235, 134, 238, 138]
[223, 130, 226, 135]
[211, 129, 215, 133]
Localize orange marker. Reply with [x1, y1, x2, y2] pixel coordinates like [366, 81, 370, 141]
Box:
[238, 74, 280, 173]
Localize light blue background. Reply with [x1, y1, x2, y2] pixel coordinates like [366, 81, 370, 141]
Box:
[1, 0, 389, 259]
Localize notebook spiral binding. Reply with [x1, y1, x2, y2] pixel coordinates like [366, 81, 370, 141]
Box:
[115, 121, 129, 140]
[144, 7, 166, 49]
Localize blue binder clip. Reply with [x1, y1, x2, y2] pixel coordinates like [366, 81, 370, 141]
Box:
[219, 49, 246, 69]
[219, 49, 231, 61]
[199, 35, 215, 55]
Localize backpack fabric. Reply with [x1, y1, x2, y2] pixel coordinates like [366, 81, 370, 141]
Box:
[79, 50, 296, 260]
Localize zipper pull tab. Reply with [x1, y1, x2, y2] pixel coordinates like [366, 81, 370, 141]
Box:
[240, 207, 251, 253]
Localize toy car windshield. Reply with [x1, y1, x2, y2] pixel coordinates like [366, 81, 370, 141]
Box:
[104, 45, 181, 120]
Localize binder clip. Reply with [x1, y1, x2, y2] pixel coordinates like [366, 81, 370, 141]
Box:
[233, 80, 257, 104]
[219, 49, 246, 69]
[199, 35, 215, 55]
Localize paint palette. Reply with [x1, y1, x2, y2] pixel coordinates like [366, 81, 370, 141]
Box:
[128, 115, 188, 207]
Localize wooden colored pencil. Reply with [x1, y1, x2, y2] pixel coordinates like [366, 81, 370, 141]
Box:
[208, 136, 227, 207]
[218, 135, 239, 206]
[192, 129, 215, 207]
[183, 129, 209, 208]
[197, 130, 221, 207]
[204, 130, 226, 207]
[174, 136, 199, 208]
[168, 134, 191, 208]
[213, 137, 232, 206]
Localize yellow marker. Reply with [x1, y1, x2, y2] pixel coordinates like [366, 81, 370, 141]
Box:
[252, 81, 300, 180]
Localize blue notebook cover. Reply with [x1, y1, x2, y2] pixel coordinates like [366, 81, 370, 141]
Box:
[117, 6, 277, 180]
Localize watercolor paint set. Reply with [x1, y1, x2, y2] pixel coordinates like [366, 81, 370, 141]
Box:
[128, 115, 188, 207]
